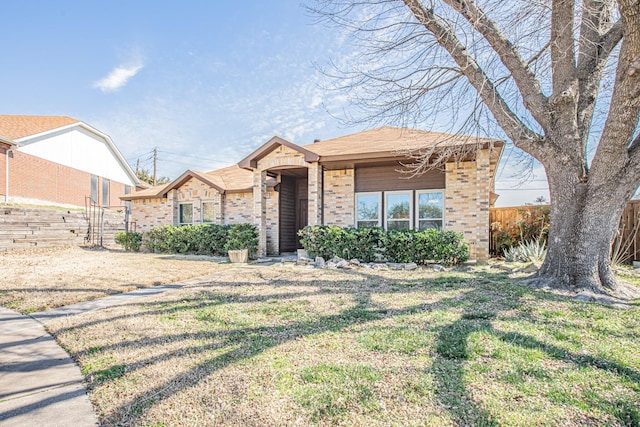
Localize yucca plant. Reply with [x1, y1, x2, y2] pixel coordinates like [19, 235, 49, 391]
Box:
[503, 238, 547, 263]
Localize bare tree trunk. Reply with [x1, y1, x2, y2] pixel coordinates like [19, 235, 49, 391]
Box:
[533, 164, 640, 298]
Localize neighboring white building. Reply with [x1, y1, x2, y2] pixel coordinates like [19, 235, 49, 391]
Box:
[0, 115, 140, 207]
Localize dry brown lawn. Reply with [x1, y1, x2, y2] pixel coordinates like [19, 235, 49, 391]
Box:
[0, 246, 229, 313]
[43, 264, 640, 427]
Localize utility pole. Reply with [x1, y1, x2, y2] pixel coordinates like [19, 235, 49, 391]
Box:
[153, 147, 157, 186]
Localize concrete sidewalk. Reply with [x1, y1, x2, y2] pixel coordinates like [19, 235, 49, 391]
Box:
[0, 307, 97, 427]
[0, 270, 245, 426]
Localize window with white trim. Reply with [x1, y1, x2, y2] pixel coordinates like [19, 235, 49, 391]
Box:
[355, 189, 445, 230]
[179, 203, 193, 225]
[385, 191, 412, 230]
[355, 192, 381, 228]
[90, 175, 98, 203]
[417, 190, 444, 230]
[102, 178, 110, 207]
[202, 201, 215, 223]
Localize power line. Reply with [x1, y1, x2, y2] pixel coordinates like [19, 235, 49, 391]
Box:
[157, 149, 230, 164]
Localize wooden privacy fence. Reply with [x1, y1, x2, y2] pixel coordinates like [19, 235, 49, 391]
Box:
[489, 200, 640, 261]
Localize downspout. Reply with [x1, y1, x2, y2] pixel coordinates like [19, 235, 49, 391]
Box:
[4, 148, 12, 205]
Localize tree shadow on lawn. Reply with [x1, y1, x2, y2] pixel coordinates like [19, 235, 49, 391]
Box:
[52, 268, 640, 426]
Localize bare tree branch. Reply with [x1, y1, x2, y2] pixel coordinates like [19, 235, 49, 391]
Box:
[402, 0, 544, 155]
[441, 0, 550, 130]
[590, 0, 640, 186]
[550, 0, 577, 95]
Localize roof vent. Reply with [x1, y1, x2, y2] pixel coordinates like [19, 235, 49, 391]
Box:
[313, 139, 321, 143]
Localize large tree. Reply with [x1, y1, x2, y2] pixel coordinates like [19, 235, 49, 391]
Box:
[311, 0, 640, 298]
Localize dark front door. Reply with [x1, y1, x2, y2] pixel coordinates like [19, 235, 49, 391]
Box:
[279, 174, 308, 253]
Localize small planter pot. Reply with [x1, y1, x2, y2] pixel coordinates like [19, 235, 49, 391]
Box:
[228, 248, 249, 263]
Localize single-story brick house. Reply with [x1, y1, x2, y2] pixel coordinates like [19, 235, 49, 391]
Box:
[0, 115, 140, 208]
[122, 127, 503, 261]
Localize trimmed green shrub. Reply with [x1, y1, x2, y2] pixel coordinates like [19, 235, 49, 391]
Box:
[298, 226, 384, 262]
[299, 226, 469, 266]
[114, 231, 142, 252]
[143, 224, 231, 255]
[224, 223, 259, 256]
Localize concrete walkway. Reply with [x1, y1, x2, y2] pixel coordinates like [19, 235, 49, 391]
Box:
[0, 273, 232, 426]
[0, 307, 97, 426]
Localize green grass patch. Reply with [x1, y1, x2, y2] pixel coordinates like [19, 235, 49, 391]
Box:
[357, 326, 431, 354]
[293, 363, 382, 422]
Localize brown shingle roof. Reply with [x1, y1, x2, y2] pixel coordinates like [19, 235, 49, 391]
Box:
[203, 165, 255, 191]
[0, 115, 80, 140]
[302, 126, 501, 159]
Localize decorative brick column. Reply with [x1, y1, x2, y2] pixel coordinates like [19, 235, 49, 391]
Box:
[445, 149, 491, 263]
[253, 170, 268, 257]
[308, 162, 323, 225]
[474, 149, 491, 263]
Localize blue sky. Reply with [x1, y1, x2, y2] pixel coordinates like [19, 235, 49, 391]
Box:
[1, 1, 549, 206]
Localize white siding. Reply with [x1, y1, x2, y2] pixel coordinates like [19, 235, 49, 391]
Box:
[17, 127, 135, 185]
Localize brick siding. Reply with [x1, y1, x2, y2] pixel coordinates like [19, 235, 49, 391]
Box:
[323, 168, 355, 226]
[1, 150, 129, 208]
[445, 149, 491, 262]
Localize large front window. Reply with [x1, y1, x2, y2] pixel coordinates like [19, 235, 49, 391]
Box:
[356, 192, 381, 228]
[385, 192, 412, 230]
[417, 191, 444, 230]
[355, 190, 444, 230]
[179, 203, 193, 225]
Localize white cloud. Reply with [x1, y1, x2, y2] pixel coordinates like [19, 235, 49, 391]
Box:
[93, 63, 144, 92]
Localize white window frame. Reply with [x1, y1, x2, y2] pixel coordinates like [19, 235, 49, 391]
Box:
[416, 189, 445, 230]
[355, 192, 382, 228]
[384, 190, 413, 230]
[102, 178, 110, 207]
[178, 202, 194, 225]
[201, 200, 215, 224]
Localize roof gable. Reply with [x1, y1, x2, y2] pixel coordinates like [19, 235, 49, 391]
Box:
[238, 136, 319, 169]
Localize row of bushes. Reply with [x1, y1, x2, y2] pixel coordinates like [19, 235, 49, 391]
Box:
[114, 223, 258, 256]
[298, 226, 469, 266]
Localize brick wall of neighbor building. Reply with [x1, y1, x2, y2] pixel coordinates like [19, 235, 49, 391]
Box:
[2, 150, 130, 208]
[323, 168, 355, 226]
[445, 149, 491, 262]
[130, 197, 173, 232]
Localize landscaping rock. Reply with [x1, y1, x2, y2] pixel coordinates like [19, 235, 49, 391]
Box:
[429, 264, 446, 272]
[350, 259, 361, 266]
[336, 260, 349, 269]
[387, 262, 404, 270]
[404, 262, 418, 271]
[315, 257, 325, 269]
[326, 261, 337, 269]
